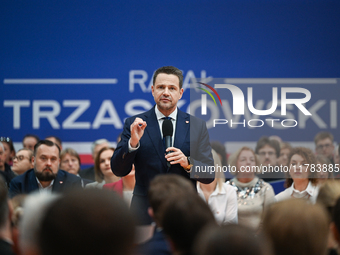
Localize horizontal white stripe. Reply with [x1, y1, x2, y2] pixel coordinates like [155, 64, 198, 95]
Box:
[223, 78, 337, 84]
[3, 79, 118, 84]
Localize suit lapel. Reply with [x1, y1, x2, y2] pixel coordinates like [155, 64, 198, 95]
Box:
[144, 107, 168, 169]
[28, 170, 39, 192]
[174, 110, 190, 150]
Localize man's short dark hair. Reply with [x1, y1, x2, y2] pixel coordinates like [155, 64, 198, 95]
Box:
[0, 176, 8, 228]
[314, 132, 334, 145]
[34, 140, 61, 156]
[153, 66, 183, 89]
[161, 194, 216, 254]
[22, 134, 40, 144]
[255, 136, 280, 158]
[39, 189, 135, 255]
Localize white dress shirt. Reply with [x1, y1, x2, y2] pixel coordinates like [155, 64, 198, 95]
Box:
[275, 181, 319, 204]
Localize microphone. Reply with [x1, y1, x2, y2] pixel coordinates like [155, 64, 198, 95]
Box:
[162, 119, 173, 168]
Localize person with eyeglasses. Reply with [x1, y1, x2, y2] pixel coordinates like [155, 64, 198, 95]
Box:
[0, 137, 16, 166]
[314, 132, 335, 165]
[0, 142, 16, 188]
[12, 148, 34, 175]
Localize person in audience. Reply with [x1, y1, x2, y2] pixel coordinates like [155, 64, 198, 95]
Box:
[317, 180, 340, 255]
[161, 193, 217, 255]
[38, 189, 136, 255]
[12, 148, 34, 176]
[85, 147, 119, 189]
[275, 147, 319, 203]
[315, 132, 335, 165]
[0, 176, 15, 255]
[45, 136, 62, 151]
[103, 164, 135, 207]
[227, 146, 275, 230]
[79, 138, 109, 181]
[315, 155, 334, 184]
[22, 134, 40, 151]
[10, 194, 27, 255]
[277, 142, 292, 167]
[138, 174, 196, 255]
[60, 148, 93, 187]
[210, 141, 233, 180]
[263, 199, 329, 255]
[255, 136, 283, 180]
[197, 149, 238, 225]
[19, 192, 60, 255]
[0, 137, 15, 165]
[9, 140, 82, 198]
[194, 224, 272, 255]
[334, 145, 340, 165]
[0, 142, 16, 188]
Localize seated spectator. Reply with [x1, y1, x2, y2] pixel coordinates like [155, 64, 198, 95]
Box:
[275, 147, 319, 203]
[316, 155, 334, 184]
[315, 132, 335, 165]
[85, 147, 120, 189]
[10, 194, 27, 255]
[103, 164, 135, 207]
[331, 197, 340, 254]
[317, 180, 340, 255]
[138, 174, 196, 255]
[19, 192, 60, 255]
[262, 199, 329, 255]
[0, 142, 16, 188]
[197, 149, 238, 225]
[22, 134, 40, 151]
[0, 137, 15, 165]
[0, 176, 15, 255]
[45, 136, 62, 151]
[210, 141, 232, 180]
[9, 140, 82, 198]
[194, 224, 272, 255]
[79, 138, 109, 181]
[12, 149, 34, 175]
[227, 146, 275, 230]
[277, 142, 292, 167]
[161, 193, 217, 255]
[255, 136, 283, 181]
[38, 189, 135, 255]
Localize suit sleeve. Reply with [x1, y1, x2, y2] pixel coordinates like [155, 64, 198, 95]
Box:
[9, 180, 21, 198]
[111, 117, 137, 177]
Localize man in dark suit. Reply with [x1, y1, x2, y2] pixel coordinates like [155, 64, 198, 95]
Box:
[111, 66, 214, 224]
[9, 140, 82, 198]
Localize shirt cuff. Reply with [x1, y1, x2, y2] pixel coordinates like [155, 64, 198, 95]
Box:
[128, 138, 140, 152]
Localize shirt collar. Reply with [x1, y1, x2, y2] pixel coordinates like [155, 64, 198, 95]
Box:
[36, 177, 54, 190]
[155, 106, 177, 121]
[289, 181, 317, 197]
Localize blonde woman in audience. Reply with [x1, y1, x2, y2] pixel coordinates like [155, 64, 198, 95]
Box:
[317, 180, 340, 255]
[275, 147, 319, 203]
[315, 154, 334, 184]
[85, 147, 120, 189]
[197, 149, 238, 225]
[227, 146, 275, 230]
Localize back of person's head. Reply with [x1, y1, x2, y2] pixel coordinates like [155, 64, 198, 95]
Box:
[255, 136, 280, 158]
[161, 193, 217, 255]
[39, 189, 135, 255]
[0, 176, 8, 230]
[148, 174, 195, 226]
[20, 192, 60, 255]
[195, 224, 272, 255]
[263, 199, 329, 255]
[317, 180, 340, 219]
[332, 197, 340, 244]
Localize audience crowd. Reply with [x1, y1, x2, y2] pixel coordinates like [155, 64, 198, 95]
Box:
[0, 130, 339, 255]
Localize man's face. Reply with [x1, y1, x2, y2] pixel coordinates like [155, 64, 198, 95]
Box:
[60, 153, 80, 175]
[316, 138, 334, 159]
[33, 144, 60, 182]
[257, 145, 278, 167]
[12, 150, 33, 175]
[151, 73, 183, 116]
[23, 137, 38, 151]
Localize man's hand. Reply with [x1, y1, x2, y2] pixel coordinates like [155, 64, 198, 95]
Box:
[130, 117, 147, 148]
[165, 147, 189, 168]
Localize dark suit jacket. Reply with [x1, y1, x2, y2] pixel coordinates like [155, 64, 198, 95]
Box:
[111, 106, 214, 224]
[9, 169, 83, 198]
[79, 166, 95, 181]
[137, 229, 171, 255]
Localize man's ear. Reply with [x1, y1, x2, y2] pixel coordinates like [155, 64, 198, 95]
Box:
[331, 222, 340, 244]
